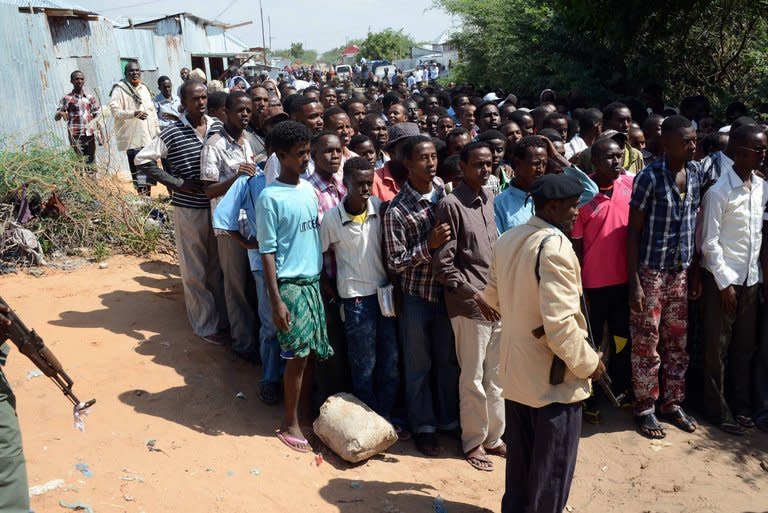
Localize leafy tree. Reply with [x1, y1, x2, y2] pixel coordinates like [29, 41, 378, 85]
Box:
[436, 0, 768, 111]
[290, 42, 305, 61]
[359, 28, 415, 61]
[273, 44, 318, 65]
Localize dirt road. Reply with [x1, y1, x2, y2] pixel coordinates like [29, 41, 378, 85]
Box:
[1, 256, 766, 512]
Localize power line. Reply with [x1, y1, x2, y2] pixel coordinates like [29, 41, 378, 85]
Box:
[212, 0, 238, 21]
[99, 1, 159, 12]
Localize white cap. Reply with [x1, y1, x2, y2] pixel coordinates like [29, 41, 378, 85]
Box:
[483, 92, 501, 103]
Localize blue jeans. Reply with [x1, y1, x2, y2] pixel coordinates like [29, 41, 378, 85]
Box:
[398, 293, 459, 433]
[253, 271, 284, 385]
[342, 295, 399, 418]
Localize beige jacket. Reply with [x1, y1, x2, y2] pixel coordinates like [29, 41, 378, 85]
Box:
[484, 216, 599, 408]
[108, 82, 159, 151]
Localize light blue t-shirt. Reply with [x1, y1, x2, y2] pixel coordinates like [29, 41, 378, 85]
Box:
[493, 166, 598, 234]
[212, 173, 266, 271]
[494, 184, 533, 234]
[255, 178, 322, 279]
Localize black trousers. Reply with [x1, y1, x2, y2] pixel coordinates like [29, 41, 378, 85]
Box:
[754, 295, 768, 424]
[700, 270, 758, 424]
[70, 134, 96, 165]
[126, 148, 147, 194]
[585, 284, 632, 394]
[502, 400, 581, 513]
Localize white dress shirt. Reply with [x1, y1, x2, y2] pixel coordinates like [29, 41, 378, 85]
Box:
[564, 134, 587, 160]
[700, 164, 768, 290]
[320, 197, 388, 299]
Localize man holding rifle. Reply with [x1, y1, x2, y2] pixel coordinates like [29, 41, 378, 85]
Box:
[0, 299, 94, 513]
[484, 173, 606, 513]
[0, 303, 29, 513]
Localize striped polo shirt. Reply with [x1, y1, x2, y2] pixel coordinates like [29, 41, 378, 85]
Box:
[160, 115, 222, 209]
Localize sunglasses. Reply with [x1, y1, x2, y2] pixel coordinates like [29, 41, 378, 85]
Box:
[740, 146, 767, 153]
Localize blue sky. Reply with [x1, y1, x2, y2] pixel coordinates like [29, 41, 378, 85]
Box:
[77, 0, 457, 52]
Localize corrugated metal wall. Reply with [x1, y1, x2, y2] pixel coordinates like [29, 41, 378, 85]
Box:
[0, 7, 248, 174]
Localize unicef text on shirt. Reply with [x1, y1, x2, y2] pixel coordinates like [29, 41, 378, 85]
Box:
[299, 219, 319, 232]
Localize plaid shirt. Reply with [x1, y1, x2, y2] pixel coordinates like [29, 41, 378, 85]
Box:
[308, 171, 347, 280]
[58, 90, 100, 137]
[384, 178, 446, 303]
[630, 157, 705, 271]
[483, 174, 501, 197]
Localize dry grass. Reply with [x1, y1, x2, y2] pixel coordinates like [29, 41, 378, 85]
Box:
[0, 137, 175, 265]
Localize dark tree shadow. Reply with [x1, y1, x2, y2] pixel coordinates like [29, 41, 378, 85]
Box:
[49, 259, 279, 437]
[318, 477, 494, 513]
[580, 393, 768, 488]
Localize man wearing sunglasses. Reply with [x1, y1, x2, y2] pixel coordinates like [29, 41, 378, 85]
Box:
[699, 124, 768, 435]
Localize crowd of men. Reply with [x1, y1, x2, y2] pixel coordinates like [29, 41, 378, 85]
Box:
[47, 61, 768, 513]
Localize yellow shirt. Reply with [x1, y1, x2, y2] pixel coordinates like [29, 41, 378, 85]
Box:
[347, 210, 368, 225]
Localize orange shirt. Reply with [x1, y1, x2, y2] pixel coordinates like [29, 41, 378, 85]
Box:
[373, 162, 402, 201]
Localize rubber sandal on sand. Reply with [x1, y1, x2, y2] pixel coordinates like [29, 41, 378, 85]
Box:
[735, 415, 755, 429]
[719, 422, 745, 436]
[276, 431, 312, 453]
[636, 413, 666, 439]
[485, 443, 507, 458]
[466, 454, 494, 472]
[660, 407, 697, 433]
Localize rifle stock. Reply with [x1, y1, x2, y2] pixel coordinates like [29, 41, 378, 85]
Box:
[0, 296, 95, 412]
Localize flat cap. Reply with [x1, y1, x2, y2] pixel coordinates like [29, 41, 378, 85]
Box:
[261, 106, 289, 125]
[597, 129, 628, 145]
[529, 173, 584, 201]
[386, 122, 420, 149]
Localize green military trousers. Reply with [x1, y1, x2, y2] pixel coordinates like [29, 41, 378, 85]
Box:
[0, 367, 29, 513]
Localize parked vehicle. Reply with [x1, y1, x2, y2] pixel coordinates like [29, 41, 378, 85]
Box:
[370, 60, 397, 79]
[335, 64, 352, 82]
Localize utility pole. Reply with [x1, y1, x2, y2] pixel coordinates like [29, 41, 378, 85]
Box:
[259, 0, 267, 66]
[268, 16, 272, 53]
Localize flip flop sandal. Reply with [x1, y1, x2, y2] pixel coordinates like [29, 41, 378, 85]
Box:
[276, 431, 313, 453]
[660, 407, 697, 433]
[719, 422, 745, 436]
[636, 413, 666, 439]
[735, 415, 756, 429]
[466, 454, 494, 472]
[485, 443, 507, 458]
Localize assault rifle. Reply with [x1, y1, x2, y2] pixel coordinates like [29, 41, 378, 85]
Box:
[0, 297, 95, 412]
[530, 233, 623, 407]
[538, 291, 624, 407]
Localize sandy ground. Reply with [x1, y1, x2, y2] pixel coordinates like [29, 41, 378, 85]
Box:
[0, 255, 766, 513]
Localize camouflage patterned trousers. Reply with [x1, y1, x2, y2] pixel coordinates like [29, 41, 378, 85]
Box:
[629, 268, 689, 416]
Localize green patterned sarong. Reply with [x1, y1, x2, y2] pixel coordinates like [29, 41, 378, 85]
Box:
[277, 275, 333, 360]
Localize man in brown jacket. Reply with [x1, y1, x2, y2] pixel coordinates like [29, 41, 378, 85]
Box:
[485, 173, 606, 513]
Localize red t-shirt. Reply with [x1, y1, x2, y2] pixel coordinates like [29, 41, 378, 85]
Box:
[373, 162, 401, 202]
[572, 174, 633, 289]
